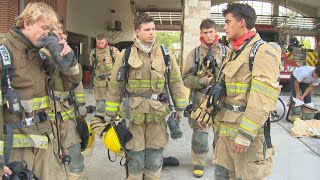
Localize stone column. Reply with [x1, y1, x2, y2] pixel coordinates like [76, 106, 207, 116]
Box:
[181, 0, 211, 70]
[272, 0, 280, 27]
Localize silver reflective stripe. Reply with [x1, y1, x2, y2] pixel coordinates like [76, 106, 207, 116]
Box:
[0, 44, 11, 66]
[162, 46, 170, 56]
[249, 39, 265, 58]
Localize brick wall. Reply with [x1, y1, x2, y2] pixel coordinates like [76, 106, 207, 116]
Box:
[0, 0, 19, 33]
[0, 0, 66, 33]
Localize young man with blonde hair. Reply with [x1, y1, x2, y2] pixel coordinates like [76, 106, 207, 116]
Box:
[0, 2, 81, 179]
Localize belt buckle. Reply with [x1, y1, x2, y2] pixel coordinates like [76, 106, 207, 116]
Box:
[232, 105, 241, 112]
[24, 117, 34, 127]
[150, 94, 158, 101]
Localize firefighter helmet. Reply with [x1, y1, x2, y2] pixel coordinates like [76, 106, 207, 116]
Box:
[81, 122, 95, 157]
[103, 125, 123, 153]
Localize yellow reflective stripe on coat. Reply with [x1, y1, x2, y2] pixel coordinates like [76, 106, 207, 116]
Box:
[93, 79, 107, 87]
[97, 65, 112, 71]
[48, 109, 75, 121]
[240, 117, 261, 133]
[226, 82, 250, 94]
[109, 80, 125, 88]
[251, 79, 280, 102]
[32, 96, 50, 110]
[169, 75, 182, 83]
[128, 79, 165, 88]
[10, 134, 48, 149]
[75, 93, 85, 104]
[0, 141, 4, 155]
[105, 101, 120, 112]
[175, 98, 188, 108]
[105, 64, 113, 71]
[219, 123, 264, 138]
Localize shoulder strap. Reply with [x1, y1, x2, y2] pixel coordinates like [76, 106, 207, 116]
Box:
[194, 47, 200, 73]
[220, 43, 226, 62]
[249, 39, 265, 71]
[160, 46, 176, 110]
[161, 46, 171, 68]
[93, 48, 96, 57]
[109, 46, 116, 64]
[0, 44, 13, 87]
[119, 45, 132, 87]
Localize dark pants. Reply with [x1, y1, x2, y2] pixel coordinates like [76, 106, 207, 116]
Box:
[290, 74, 312, 103]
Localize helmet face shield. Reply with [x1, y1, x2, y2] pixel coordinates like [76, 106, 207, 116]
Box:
[81, 123, 96, 157]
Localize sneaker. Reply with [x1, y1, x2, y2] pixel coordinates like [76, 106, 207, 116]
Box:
[193, 164, 204, 178]
[163, 156, 179, 167]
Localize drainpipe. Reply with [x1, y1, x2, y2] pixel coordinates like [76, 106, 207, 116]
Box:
[19, 0, 25, 14]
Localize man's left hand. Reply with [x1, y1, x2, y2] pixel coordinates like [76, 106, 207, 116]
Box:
[59, 41, 72, 56]
[232, 142, 248, 154]
[176, 111, 183, 123]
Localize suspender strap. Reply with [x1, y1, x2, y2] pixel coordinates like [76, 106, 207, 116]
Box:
[109, 46, 116, 64]
[192, 47, 200, 108]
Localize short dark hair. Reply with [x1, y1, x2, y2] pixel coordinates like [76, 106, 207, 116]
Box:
[96, 34, 106, 40]
[315, 65, 320, 77]
[222, 3, 256, 29]
[134, 13, 154, 30]
[57, 14, 64, 24]
[200, 19, 217, 30]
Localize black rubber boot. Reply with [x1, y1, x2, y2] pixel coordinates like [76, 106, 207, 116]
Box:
[163, 156, 179, 167]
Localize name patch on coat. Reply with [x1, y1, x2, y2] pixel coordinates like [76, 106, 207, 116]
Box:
[265, 50, 276, 58]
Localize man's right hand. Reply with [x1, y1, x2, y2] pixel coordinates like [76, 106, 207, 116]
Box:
[90, 117, 111, 138]
[199, 74, 213, 86]
[1, 166, 12, 180]
[206, 81, 226, 106]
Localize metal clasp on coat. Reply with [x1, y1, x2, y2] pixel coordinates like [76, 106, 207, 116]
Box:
[232, 105, 241, 112]
[150, 94, 159, 101]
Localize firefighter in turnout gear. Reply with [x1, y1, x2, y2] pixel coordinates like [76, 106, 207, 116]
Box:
[182, 19, 231, 178]
[0, 2, 82, 180]
[89, 34, 120, 116]
[45, 24, 87, 180]
[91, 13, 187, 180]
[212, 3, 281, 179]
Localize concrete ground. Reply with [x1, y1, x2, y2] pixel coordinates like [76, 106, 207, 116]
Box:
[83, 89, 320, 180]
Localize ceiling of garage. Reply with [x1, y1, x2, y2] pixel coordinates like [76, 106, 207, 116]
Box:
[132, 0, 320, 12]
[132, 0, 319, 31]
[132, 0, 182, 12]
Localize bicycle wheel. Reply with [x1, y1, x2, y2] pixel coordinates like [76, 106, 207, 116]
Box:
[270, 97, 286, 123]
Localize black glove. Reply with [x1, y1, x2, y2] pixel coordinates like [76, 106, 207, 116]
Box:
[3, 161, 39, 180]
[206, 81, 226, 107]
[167, 112, 183, 139]
[37, 32, 75, 70]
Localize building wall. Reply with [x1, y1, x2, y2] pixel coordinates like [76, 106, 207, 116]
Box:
[0, 0, 66, 38]
[182, 0, 211, 70]
[66, 0, 135, 44]
[0, 0, 19, 34]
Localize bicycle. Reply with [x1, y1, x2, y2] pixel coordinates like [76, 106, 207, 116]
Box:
[270, 97, 286, 123]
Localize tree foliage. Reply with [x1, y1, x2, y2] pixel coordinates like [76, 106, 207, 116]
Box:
[156, 31, 181, 49]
